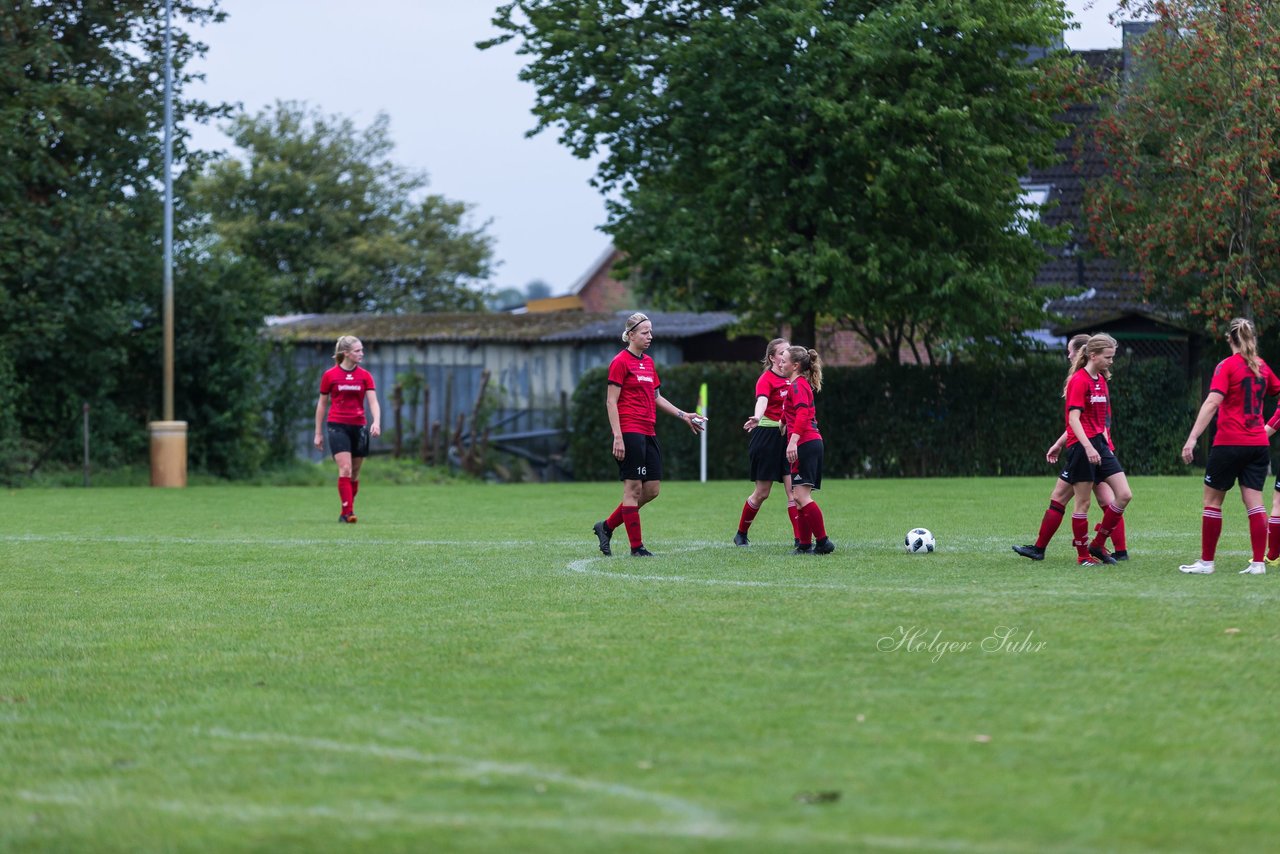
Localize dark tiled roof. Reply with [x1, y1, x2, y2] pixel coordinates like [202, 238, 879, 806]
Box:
[1031, 49, 1180, 333]
[540, 311, 739, 341]
[264, 310, 737, 344]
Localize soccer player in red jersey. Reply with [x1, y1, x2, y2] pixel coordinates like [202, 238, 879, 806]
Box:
[314, 335, 381, 523]
[592, 313, 706, 557]
[780, 346, 834, 555]
[735, 338, 798, 547]
[1039, 334, 1133, 566]
[1179, 318, 1280, 575]
[1014, 334, 1129, 563]
[1264, 409, 1280, 566]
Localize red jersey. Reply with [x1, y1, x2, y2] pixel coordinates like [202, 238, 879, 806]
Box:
[607, 348, 660, 435]
[754, 369, 790, 422]
[1064, 368, 1109, 446]
[784, 376, 821, 444]
[1268, 408, 1280, 432]
[1208, 353, 1280, 446]
[320, 364, 376, 426]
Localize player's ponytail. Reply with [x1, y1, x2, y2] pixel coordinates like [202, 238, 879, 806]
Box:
[1228, 317, 1262, 378]
[333, 335, 361, 365]
[1066, 333, 1090, 363]
[1063, 344, 1087, 398]
[786, 346, 823, 393]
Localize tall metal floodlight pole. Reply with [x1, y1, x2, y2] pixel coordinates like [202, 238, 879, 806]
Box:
[162, 0, 174, 421]
[149, 0, 188, 486]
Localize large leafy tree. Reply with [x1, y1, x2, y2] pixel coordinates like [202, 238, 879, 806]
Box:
[1086, 0, 1280, 332]
[485, 0, 1083, 360]
[194, 102, 495, 315]
[0, 0, 225, 478]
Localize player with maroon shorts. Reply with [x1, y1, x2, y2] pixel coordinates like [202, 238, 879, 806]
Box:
[1179, 318, 1280, 575]
[780, 346, 834, 555]
[314, 335, 381, 523]
[592, 313, 706, 557]
[735, 337, 799, 547]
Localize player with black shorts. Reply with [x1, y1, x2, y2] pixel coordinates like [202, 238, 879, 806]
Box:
[734, 338, 795, 547]
[1179, 318, 1280, 575]
[591, 313, 705, 557]
[1014, 334, 1130, 564]
[780, 346, 834, 555]
[314, 335, 381, 523]
[1053, 334, 1133, 566]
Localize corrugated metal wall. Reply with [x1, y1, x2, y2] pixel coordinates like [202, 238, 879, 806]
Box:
[295, 339, 684, 462]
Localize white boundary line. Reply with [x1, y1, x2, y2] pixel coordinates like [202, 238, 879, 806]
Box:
[78, 722, 725, 837]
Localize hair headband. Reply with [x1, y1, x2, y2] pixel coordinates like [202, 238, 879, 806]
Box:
[627, 316, 649, 333]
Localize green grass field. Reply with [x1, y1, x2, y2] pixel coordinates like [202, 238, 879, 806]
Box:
[3, 476, 1278, 852]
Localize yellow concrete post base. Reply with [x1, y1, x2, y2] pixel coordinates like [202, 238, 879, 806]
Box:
[148, 420, 188, 487]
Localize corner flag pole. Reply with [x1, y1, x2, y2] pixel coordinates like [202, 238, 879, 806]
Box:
[697, 382, 708, 483]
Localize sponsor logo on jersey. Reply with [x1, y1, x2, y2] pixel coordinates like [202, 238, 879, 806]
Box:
[337, 383, 363, 392]
[1090, 394, 1108, 403]
[636, 374, 654, 383]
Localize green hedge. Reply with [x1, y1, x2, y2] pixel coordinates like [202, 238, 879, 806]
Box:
[569, 357, 1196, 481]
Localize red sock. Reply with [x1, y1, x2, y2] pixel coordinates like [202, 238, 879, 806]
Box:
[788, 502, 802, 540]
[605, 503, 625, 531]
[1071, 514, 1089, 559]
[801, 502, 827, 540]
[1034, 501, 1066, 549]
[338, 476, 354, 516]
[1268, 516, 1280, 561]
[1201, 506, 1223, 562]
[621, 505, 643, 550]
[1110, 515, 1127, 552]
[351, 479, 360, 510]
[1248, 506, 1267, 562]
[738, 499, 761, 535]
[1091, 504, 1124, 550]
[796, 503, 813, 546]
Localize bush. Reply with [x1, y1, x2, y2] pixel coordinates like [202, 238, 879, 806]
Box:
[569, 355, 1198, 480]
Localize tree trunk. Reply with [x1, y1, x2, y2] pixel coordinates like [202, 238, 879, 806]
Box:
[790, 310, 817, 352]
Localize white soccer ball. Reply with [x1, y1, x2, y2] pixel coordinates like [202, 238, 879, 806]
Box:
[904, 527, 935, 554]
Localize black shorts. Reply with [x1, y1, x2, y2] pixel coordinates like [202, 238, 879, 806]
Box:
[747, 424, 788, 483]
[618, 433, 662, 482]
[327, 422, 370, 457]
[1205, 445, 1270, 492]
[790, 439, 823, 490]
[1058, 435, 1123, 485]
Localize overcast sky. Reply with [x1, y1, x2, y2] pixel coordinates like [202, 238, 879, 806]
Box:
[187, 1, 1126, 297]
